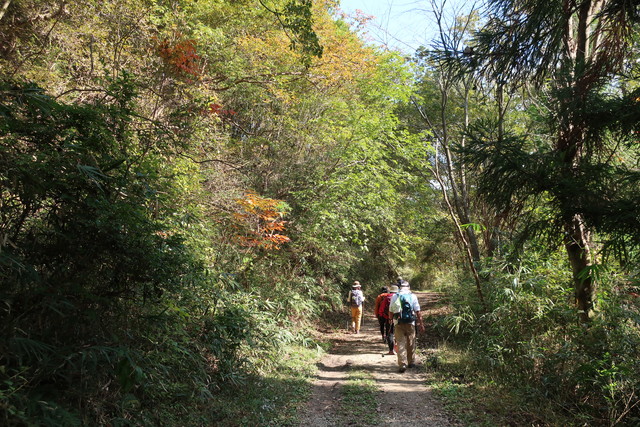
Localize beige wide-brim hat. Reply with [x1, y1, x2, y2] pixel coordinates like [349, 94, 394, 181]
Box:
[352, 281, 361, 288]
[389, 285, 399, 293]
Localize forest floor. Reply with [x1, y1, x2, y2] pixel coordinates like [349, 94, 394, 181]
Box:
[298, 291, 460, 426]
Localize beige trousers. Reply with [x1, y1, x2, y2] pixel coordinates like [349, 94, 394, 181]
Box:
[395, 322, 416, 367]
[350, 306, 363, 332]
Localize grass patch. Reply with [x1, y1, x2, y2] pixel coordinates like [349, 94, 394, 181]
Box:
[423, 342, 578, 427]
[208, 343, 324, 426]
[339, 369, 381, 426]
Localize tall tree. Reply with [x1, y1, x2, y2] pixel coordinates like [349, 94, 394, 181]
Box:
[469, 0, 640, 321]
[397, 1, 490, 304]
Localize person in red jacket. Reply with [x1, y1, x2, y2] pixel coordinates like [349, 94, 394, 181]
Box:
[373, 286, 390, 342]
[379, 284, 398, 355]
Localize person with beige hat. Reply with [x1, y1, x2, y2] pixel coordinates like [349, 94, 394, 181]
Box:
[346, 281, 365, 333]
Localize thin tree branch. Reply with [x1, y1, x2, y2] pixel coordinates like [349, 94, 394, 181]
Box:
[0, 0, 11, 23]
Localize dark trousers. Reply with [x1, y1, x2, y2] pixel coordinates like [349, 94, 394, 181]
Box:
[378, 316, 395, 352]
[386, 322, 395, 352]
[378, 316, 387, 338]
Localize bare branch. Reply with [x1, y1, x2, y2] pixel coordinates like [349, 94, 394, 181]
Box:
[0, 0, 12, 23]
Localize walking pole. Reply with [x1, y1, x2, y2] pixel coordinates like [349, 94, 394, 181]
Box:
[347, 308, 351, 333]
[346, 290, 351, 332]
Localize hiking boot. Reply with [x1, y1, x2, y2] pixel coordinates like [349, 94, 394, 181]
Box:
[387, 350, 395, 355]
[398, 364, 406, 373]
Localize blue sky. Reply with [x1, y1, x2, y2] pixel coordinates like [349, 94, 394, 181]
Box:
[336, 0, 476, 53]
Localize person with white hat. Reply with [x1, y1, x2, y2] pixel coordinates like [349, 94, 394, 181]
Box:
[389, 280, 424, 372]
[346, 281, 365, 334]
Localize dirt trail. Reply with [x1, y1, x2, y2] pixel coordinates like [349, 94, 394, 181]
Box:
[298, 291, 458, 426]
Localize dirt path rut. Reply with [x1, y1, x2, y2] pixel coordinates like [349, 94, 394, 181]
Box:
[299, 291, 458, 426]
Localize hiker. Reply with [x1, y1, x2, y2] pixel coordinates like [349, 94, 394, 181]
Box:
[380, 284, 398, 355]
[347, 281, 365, 334]
[373, 286, 390, 342]
[389, 280, 424, 373]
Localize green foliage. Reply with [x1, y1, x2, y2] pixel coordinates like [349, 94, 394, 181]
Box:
[1, 1, 638, 426]
[416, 2, 640, 423]
[207, 345, 320, 426]
[461, 103, 640, 262]
[256, 0, 324, 66]
[0, 1, 413, 422]
[0, 79, 192, 424]
[440, 249, 640, 425]
[281, 0, 323, 61]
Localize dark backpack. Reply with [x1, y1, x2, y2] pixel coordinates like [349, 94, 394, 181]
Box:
[397, 293, 416, 323]
[377, 293, 393, 319]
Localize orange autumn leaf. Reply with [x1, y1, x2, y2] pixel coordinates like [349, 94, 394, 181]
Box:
[234, 192, 291, 250]
[156, 33, 202, 78]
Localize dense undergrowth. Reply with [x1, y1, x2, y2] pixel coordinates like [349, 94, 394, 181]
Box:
[426, 252, 640, 426]
[0, 80, 334, 425]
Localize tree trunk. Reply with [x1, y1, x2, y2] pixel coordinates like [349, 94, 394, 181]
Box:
[564, 213, 593, 322]
[557, 0, 598, 322]
[432, 144, 486, 309]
